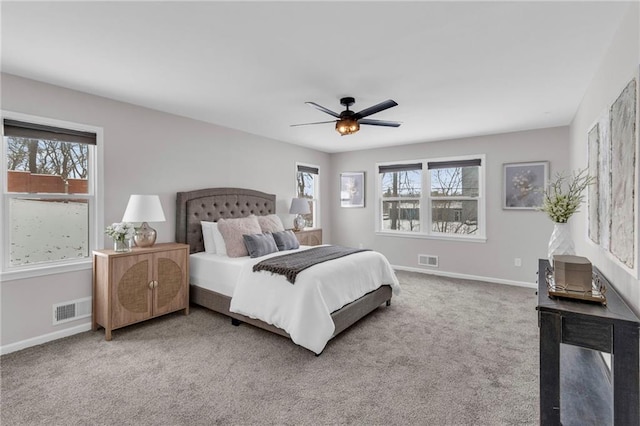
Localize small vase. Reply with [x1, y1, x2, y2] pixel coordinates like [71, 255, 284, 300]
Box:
[548, 222, 575, 266]
[113, 239, 131, 252]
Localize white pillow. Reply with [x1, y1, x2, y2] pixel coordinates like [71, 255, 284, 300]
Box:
[200, 221, 216, 254]
[211, 222, 227, 256]
[200, 221, 227, 256]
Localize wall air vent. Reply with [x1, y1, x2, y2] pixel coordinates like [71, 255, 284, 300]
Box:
[53, 297, 92, 325]
[418, 254, 439, 268]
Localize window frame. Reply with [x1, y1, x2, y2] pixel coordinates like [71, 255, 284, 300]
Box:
[376, 154, 486, 242]
[1, 111, 104, 281]
[295, 162, 320, 229]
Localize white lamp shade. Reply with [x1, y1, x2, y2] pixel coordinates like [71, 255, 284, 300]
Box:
[122, 195, 166, 223]
[289, 198, 311, 215]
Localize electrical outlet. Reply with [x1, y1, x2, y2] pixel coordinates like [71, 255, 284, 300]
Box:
[514, 258, 522, 267]
[358, 243, 364, 249]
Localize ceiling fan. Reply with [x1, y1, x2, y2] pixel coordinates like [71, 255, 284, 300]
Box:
[291, 97, 401, 136]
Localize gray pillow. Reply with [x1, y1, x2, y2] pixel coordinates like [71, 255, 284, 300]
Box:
[243, 233, 279, 258]
[272, 230, 300, 251]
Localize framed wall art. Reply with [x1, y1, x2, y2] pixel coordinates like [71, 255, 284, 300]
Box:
[340, 171, 365, 208]
[609, 78, 637, 268]
[503, 161, 549, 210]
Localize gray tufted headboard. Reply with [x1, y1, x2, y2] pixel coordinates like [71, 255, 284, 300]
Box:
[176, 187, 276, 254]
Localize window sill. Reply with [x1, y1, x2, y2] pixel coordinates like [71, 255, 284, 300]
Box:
[0, 258, 92, 282]
[375, 231, 487, 243]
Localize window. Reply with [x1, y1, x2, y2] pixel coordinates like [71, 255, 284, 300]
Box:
[380, 163, 422, 232]
[295, 163, 320, 228]
[377, 156, 485, 240]
[2, 115, 101, 277]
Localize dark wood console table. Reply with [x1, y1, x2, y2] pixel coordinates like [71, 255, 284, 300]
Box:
[537, 259, 639, 425]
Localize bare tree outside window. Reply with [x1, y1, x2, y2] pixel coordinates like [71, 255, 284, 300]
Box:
[7, 137, 88, 192]
[297, 171, 314, 198]
[430, 166, 478, 235]
[381, 169, 421, 231]
[296, 169, 317, 228]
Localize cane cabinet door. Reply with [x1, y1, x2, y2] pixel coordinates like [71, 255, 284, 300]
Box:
[153, 249, 188, 317]
[111, 253, 153, 329]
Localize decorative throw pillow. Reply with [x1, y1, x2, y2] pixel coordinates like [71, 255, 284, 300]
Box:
[271, 230, 300, 251]
[200, 221, 216, 254]
[257, 214, 285, 233]
[243, 233, 279, 258]
[217, 215, 262, 257]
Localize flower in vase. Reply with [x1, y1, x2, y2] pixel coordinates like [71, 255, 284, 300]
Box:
[105, 222, 136, 242]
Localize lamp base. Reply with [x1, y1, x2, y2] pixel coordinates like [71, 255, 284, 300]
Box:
[133, 222, 157, 247]
[293, 214, 306, 231]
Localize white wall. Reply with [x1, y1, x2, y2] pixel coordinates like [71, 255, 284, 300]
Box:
[0, 73, 331, 350]
[329, 126, 570, 285]
[570, 3, 640, 313]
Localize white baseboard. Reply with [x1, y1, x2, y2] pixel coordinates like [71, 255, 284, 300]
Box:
[392, 265, 537, 289]
[1, 322, 92, 355]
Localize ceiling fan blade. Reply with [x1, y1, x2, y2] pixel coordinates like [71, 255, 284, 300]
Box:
[353, 99, 398, 120]
[305, 102, 340, 118]
[290, 120, 337, 127]
[359, 118, 401, 128]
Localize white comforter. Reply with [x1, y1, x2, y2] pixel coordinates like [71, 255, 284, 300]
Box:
[229, 246, 400, 354]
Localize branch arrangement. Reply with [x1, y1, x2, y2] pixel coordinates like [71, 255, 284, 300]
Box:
[540, 168, 595, 223]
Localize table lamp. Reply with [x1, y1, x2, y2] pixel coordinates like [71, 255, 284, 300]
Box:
[122, 194, 166, 247]
[289, 198, 310, 231]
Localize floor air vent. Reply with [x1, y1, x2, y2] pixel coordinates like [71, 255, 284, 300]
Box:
[53, 297, 92, 325]
[418, 254, 439, 268]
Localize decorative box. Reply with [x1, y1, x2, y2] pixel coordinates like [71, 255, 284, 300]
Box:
[553, 255, 592, 292]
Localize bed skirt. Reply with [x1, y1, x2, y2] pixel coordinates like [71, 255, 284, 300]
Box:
[190, 284, 392, 341]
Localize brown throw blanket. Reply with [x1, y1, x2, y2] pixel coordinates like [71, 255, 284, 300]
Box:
[253, 245, 370, 284]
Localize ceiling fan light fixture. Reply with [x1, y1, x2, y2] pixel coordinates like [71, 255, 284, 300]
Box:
[292, 97, 399, 134]
[336, 118, 360, 135]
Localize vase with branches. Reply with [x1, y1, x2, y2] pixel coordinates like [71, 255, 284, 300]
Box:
[540, 168, 595, 264]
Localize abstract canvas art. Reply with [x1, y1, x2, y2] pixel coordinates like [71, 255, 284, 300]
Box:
[587, 75, 638, 275]
[588, 111, 613, 249]
[609, 78, 636, 268]
[588, 122, 600, 244]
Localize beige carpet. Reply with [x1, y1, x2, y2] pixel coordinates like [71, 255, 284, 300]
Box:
[1, 271, 539, 425]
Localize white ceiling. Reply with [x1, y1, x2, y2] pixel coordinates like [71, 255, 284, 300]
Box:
[0, 1, 631, 153]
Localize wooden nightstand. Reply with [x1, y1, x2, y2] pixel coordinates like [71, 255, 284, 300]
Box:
[293, 228, 322, 246]
[92, 242, 189, 340]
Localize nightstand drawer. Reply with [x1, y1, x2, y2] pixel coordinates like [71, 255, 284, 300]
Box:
[293, 229, 322, 246]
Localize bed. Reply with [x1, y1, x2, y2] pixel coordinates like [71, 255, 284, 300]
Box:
[175, 187, 399, 354]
